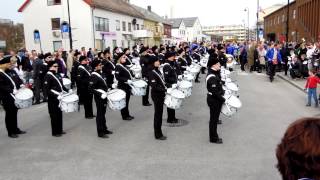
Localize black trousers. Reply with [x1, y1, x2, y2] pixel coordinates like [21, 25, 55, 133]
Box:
[240, 58, 246, 71]
[121, 90, 131, 119]
[2, 97, 20, 135]
[201, 67, 206, 74]
[41, 78, 47, 101]
[268, 62, 276, 80]
[34, 78, 41, 103]
[208, 101, 223, 141]
[79, 91, 94, 118]
[254, 60, 261, 72]
[167, 108, 176, 122]
[195, 72, 200, 81]
[48, 99, 63, 135]
[152, 92, 165, 138]
[142, 82, 150, 105]
[95, 97, 108, 136]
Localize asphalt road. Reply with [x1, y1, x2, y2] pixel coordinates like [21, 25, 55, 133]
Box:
[0, 70, 318, 180]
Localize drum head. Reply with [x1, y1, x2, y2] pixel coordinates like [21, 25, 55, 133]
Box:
[170, 89, 185, 99]
[179, 81, 192, 88]
[15, 88, 34, 100]
[132, 80, 147, 88]
[227, 96, 242, 108]
[226, 83, 239, 92]
[107, 89, 126, 101]
[62, 94, 79, 103]
[63, 78, 71, 84]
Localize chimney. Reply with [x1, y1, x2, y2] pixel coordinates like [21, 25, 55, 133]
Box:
[147, 6, 151, 12]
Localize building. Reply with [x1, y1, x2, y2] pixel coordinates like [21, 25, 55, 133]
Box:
[202, 25, 247, 42]
[264, 0, 320, 43]
[168, 17, 202, 43]
[131, 5, 172, 46]
[18, 0, 145, 52]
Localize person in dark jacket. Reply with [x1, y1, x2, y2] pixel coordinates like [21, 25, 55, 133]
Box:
[115, 53, 134, 120]
[102, 49, 116, 89]
[77, 56, 94, 119]
[140, 46, 152, 106]
[177, 48, 188, 74]
[89, 59, 113, 138]
[71, 51, 81, 89]
[149, 56, 167, 140]
[39, 53, 53, 102]
[158, 47, 166, 64]
[32, 54, 44, 104]
[206, 56, 225, 144]
[192, 46, 201, 83]
[0, 56, 26, 138]
[44, 61, 69, 137]
[163, 52, 180, 124]
[239, 46, 248, 71]
[253, 46, 261, 73]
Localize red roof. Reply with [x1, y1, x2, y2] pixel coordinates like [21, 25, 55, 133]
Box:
[18, 0, 93, 12]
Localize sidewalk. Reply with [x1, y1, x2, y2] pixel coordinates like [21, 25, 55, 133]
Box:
[277, 72, 306, 93]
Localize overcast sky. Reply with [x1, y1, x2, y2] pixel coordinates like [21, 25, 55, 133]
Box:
[1, 0, 290, 27]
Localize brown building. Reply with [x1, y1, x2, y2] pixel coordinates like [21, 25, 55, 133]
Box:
[264, 0, 320, 43]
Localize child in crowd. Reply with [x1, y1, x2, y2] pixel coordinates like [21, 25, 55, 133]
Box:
[304, 70, 320, 107]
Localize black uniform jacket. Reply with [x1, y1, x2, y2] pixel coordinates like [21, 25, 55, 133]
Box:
[0, 69, 23, 101]
[44, 70, 68, 100]
[162, 60, 178, 88]
[102, 59, 115, 89]
[77, 64, 92, 92]
[115, 63, 133, 91]
[149, 68, 166, 95]
[206, 68, 225, 105]
[89, 71, 109, 103]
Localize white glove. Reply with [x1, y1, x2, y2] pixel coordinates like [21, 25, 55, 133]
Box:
[171, 84, 177, 89]
[13, 89, 18, 95]
[20, 84, 25, 88]
[112, 83, 117, 89]
[112, 71, 115, 75]
[57, 95, 63, 100]
[178, 75, 182, 80]
[127, 80, 133, 84]
[68, 89, 73, 93]
[186, 67, 190, 71]
[101, 93, 107, 99]
[166, 88, 172, 94]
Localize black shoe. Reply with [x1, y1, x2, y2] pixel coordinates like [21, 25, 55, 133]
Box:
[16, 130, 26, 134]
[143, 103, 152, 106]
[8, 134, 19, 138]
[98, 134, 109, 138]
[86, 116, 95, 119]
[167, 119, 178, 124]
[33, 101, 40, 105]
[210, 138, 223, 144]
[61, 131, 67, 135]
[128, 115, 134, 120]
[52, 134, 62, 137]
[218, 120, 222, 125]
[156, 136, 167, 140]
[104, 130, 113, 135]
[195, 80, 200, 83]
[123, 117, 133, 121]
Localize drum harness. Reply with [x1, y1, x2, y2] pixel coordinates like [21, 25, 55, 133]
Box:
[78, 65, 91, 76]
[47, 71, 71, 108]
[0, 69, 17, 100]
[206, 74, 232, 101]
[91, 72, 110, 102]
[152, 70, 167, 90]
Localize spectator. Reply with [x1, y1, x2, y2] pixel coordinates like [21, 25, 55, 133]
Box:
[304, 70, 320, 107]
[276, 117, 320, 180]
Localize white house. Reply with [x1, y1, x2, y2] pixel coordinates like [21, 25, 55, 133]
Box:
[169, 18, 187, 42]
[169, 17, 203, 43]
[18, 0, 145, 52]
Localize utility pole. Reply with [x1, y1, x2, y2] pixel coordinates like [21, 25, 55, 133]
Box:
[257, 0, 259, 41]
[286, 0, 290, 46]
[67, 0, 73, 50]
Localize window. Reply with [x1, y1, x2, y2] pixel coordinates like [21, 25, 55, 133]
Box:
[121, 40, 125, 47]
[278, 16, 280, 24]
[122, 21, 126, 31]
[95, 17, 109, 32]
[53, 41, 62, 52]
[282, 14, 285, 22]
[136, 24, 140, 30]
[95, 39, 103, 51]
[47, 0, 61, 6]
[116, 20, 120, 31]
[293, 10, 296, 19]
[141, 25, 144, 30]
[112, 40, 117, 50]
[51, 18, 60, 30]
[128, 22, 132, 32]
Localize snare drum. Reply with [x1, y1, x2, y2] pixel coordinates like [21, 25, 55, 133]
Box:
[63, 78, 71, 90]
[221, 93, 242, 117]
[14, 88, 34, 109]
[107, 89, 126, 110]
[60, 94, 79, 113]
[183, 73, 194, 82]
[225, 82, 239, 92]
[164, 89, 185, 110]
[130, 80, 148, 96]
[200, 58, 208, 68]
[130, 65, 142, 79]
[178, 80, 192, 97]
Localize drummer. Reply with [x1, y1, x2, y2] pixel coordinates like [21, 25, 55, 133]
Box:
[0, 56, 26, 138]
[115, 53, 134, 120]
[163, 51, 180, 124]
[177, 48, 188, 74]
[89, 59, 113, 138]
[140, 46, 152, 106]
[102, 49, 116, 89]
[149, 56, 167, 140]
[77, 56, 95, 119]
[44, 61, 69, 137]
[206, 56, 225, 144]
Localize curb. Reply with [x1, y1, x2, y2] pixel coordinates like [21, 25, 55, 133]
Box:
[277, 74, 306, 93]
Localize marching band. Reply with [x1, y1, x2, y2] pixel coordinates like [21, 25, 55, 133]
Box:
[0, 43, 242, 143]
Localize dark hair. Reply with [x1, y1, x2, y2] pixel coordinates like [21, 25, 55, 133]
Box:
[276, 117, 320, 180]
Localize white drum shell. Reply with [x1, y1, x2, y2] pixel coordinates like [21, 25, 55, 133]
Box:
[164, 94, 183, 110]
[178, 81, 192, 97]
[107, 89, 126, 111]
[14, 88, 34, 109]
[130, 80, 147, 96]
[60, 94, 79, 113]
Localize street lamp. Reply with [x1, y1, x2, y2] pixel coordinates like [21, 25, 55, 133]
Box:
[244, 7, 250, 41]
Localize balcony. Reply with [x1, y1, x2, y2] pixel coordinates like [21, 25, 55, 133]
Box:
[133, 30, 153, 39]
